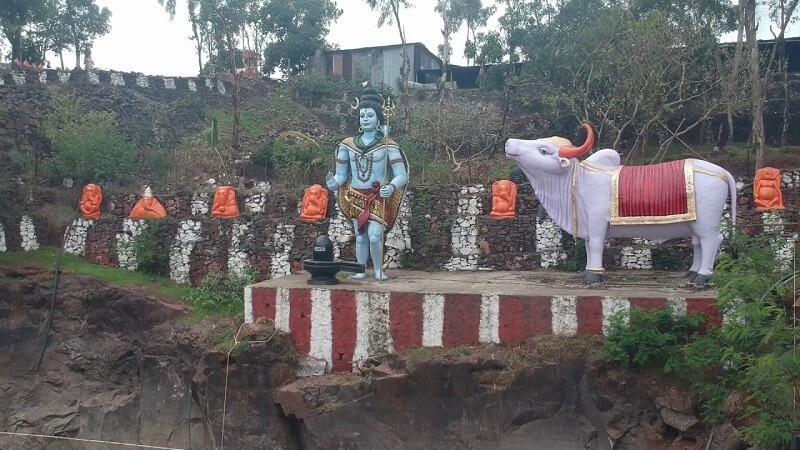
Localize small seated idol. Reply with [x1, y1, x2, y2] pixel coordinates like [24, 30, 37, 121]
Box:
[753, 167, 785, 211]
[300, 184, 328, 222]
[211, 185, 240, 218]
[79, 183, 103, 220]
[130, 186, 167, 219]
[490, 180, 517, 219]
[325, 90, 409, 281]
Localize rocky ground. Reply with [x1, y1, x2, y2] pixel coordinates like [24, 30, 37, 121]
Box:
[0, 265, 744, 449]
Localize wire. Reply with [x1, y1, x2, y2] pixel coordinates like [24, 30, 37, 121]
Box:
[34, 206, 81, 372]
[0, 431, 185, 449]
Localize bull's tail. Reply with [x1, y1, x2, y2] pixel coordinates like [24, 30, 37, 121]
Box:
[726, 170, 737, 244]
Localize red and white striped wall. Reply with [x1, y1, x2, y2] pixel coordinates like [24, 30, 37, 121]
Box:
[244, 286, 720, 373]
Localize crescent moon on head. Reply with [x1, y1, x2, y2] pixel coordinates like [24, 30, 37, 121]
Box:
[351, 97, 359, 110]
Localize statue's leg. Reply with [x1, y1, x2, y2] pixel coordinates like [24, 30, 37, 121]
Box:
[583, 237, 605, 282]
[693, 232, 723, 285]
[367, 221, 387, 281]
[352, 219, 368, 280]
[686, 235, 701, 280]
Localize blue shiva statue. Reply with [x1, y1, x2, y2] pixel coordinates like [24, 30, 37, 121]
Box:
[326, 91, 409, 281]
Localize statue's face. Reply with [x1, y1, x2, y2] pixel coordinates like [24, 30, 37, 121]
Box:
[359, 107, 379, 132]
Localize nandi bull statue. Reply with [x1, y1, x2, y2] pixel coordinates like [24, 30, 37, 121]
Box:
[505, 124, 736, 284]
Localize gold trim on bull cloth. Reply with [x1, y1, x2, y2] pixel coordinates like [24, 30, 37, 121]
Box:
[337, 184, 404, 232]
[693, 166, 728, 183]
[610, 159, 697, 225]
[579, 160, 617, 175]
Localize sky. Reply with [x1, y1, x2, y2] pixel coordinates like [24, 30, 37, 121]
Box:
[51, 0, 485, 77]
[3, 0, 796, 77]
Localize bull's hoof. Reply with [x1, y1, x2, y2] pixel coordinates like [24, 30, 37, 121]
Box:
[685, 270, 698, 279]
[691, 274, 711, 285]
[582, 272, 603, 282]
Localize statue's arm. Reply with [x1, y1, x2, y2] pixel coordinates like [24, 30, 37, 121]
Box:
[327, 145, 350, 190]
[386, 146, 409, 190]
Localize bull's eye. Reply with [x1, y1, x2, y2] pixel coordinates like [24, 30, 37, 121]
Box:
[538, 148, 548, 155]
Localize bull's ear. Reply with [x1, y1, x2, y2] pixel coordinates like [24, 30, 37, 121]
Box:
[559, 157, 570, 168]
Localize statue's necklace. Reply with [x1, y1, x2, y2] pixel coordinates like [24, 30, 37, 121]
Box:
[354, 132, 384, 183]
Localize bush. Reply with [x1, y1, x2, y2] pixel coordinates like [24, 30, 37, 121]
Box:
[43, 93, 138, 182]
[189, 270, 256, 317]
[133, 222, 169, 276]
[603, 307, 705, 373]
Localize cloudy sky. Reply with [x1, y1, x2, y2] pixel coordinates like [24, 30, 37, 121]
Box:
[4, 0, 795, 77]
[63, 0, 485, 76]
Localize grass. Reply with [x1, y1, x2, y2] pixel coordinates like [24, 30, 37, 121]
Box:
[0, 247, 192, 301]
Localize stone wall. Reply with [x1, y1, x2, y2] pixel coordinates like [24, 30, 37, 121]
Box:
[0, 172, 798, 286]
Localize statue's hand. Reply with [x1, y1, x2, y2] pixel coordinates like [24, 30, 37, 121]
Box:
[326, 173, 339, 191]
[379, 184, 395, 198]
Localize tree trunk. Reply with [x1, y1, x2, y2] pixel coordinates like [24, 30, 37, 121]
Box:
[439, 0, 449, 102]
[59, 51, 65, 71]
[11, 27, 22, 62]
[781, 78, 789, 147]
[74, 40, 81, 69]
[744, 0, 765, 168]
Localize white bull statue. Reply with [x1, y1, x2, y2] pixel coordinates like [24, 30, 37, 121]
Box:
[505, 124, 736, 284]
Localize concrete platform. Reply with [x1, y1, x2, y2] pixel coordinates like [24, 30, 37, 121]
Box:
[244, 270, 719, 374]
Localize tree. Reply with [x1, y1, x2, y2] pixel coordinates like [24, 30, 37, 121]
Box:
[0, 0, 49, 62]
[259, 0, 341, 76]
[56, 0, 111, 69]
[364, 0, 412, 130]
[448, 0, 495, 65]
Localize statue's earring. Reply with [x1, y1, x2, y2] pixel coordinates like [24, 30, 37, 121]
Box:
[358, 126, 363, 132]
[376, 124, 382, 131]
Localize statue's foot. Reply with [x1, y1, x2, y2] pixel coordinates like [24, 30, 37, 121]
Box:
[374, 272, 388, 281]
[351, 273, 367, 280]
[691, 274, 711, 285]
[685, 270, 698, 279]
[582, 272, 603, 282]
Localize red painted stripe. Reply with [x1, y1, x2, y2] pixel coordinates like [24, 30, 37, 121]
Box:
[289, 289, 312, 354]
[631, 297, 667, 311]
[576, 296, 603, 335]
[498, 295, 552, 343]
[330, 290, 357, 372]
[390, 292, 423, 350]
[442, 294, 481, 346]
[686, 297, 722, 333]
[251, 287, 276, 322]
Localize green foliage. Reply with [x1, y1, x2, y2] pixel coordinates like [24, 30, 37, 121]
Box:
[132, 222, 169, 276]
[295, 74, 353, 107]
[672, 232, 797, 448]
[603, 307, 706, 372]
[259, 0, 342, 76]
[253, 131, 326, 181]
[0, 247, 192, 300]
[188, 270, 255, 317]
[42, 93, 137, 182]
[563, 238, 586, 272]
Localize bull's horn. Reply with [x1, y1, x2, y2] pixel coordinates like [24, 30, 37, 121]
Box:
[350, 97, 359, 110]
[558, 123, 594, 159]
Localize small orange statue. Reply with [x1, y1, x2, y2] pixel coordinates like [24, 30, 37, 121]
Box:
[300, 184, 329, 222]
[754, 167, 785, 211]
[130, 186, 167, 219]
[79, 183, 103, 220]
[211, 185, 240, 218]
[490, 180, 517, 219]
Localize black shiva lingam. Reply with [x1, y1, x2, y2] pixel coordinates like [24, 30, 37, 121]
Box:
[303, 235, 365, 285]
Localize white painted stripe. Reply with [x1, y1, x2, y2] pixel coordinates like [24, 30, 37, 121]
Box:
[353, 291, 395, 370]
[309, 289, 332, 372]
[667, 297, 687, 316]
[479, 294, 500, 344]
[551, 296, 577, 336]
[353, 291, 371, 367]
[422, 293, 445, 347]
[244, 285, 254, 324]
[602, 297, 630, 335]
[275, 287, 291, 332]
